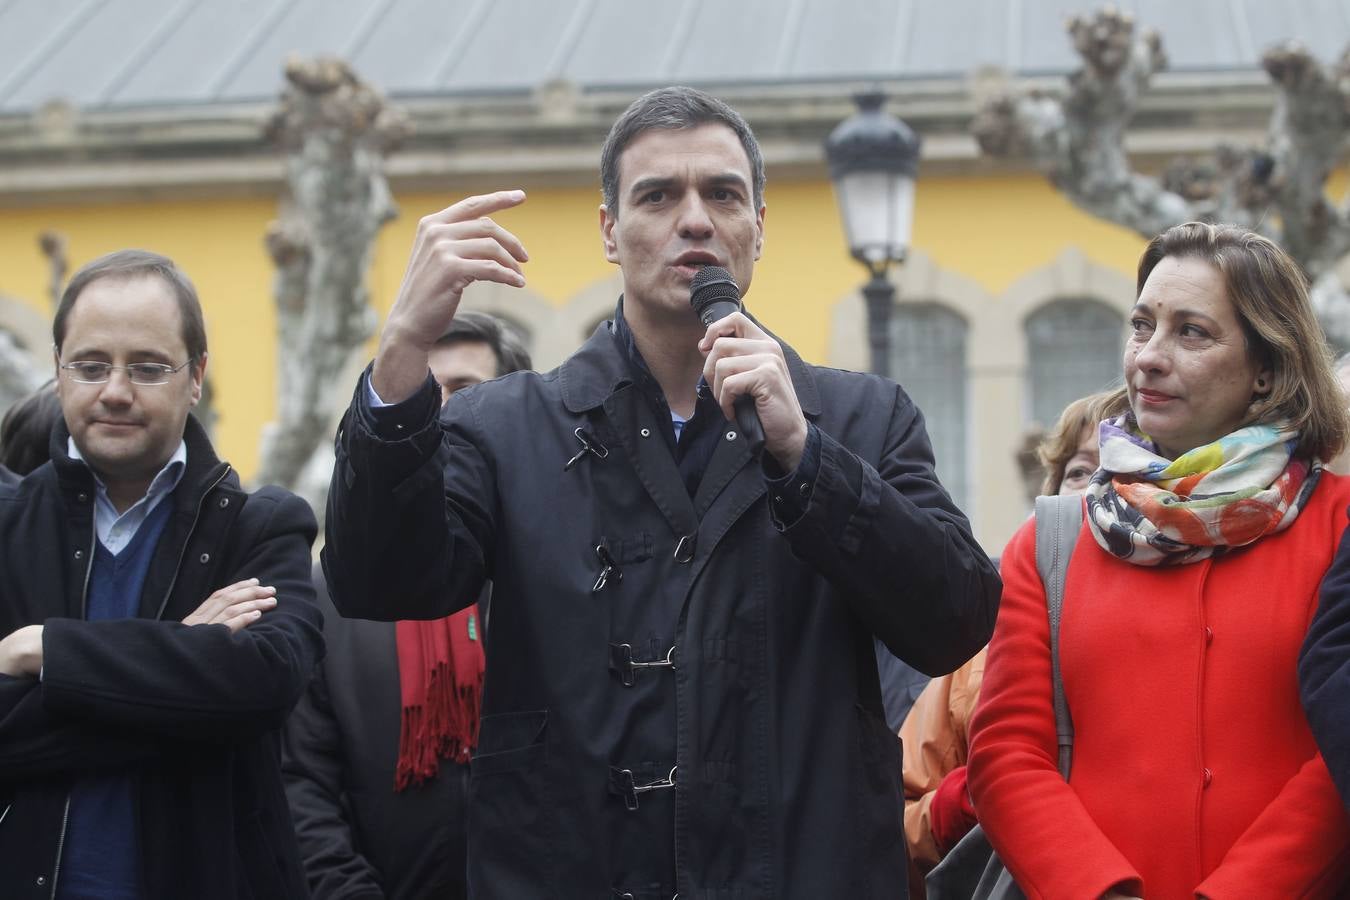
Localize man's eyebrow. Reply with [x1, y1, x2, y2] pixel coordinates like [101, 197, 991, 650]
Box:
[63, 346, 176, 362]
[627, 176, 675, 197]
[706, 172, 749, 190]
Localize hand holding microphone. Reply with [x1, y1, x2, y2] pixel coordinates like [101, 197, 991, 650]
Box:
[691, 266, 809, 471]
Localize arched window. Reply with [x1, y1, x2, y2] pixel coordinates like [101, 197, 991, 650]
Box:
[1025, 299, 1124, 430]
[891, 303, 969, 513]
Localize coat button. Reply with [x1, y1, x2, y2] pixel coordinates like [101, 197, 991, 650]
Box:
[199, 552, 211, 564]
[640, 428, 651, 438]
[218, 497, 230, 509]
[73, 549, 84, 560]
[1203, 767, 1213, 788]
[77, 492, 89, 503]
[725, 430, 737, 441]
[36, 876, 47, 886]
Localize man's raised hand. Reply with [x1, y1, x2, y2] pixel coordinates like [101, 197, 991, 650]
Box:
[372, 190, 530, 403]
[182, 578, 278, 634]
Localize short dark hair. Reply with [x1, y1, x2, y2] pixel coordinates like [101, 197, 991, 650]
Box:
[0, 380, 61, 475]
[54, 250, 207, 363]
[600, 86, 766, 215]
[436, 311, 532, 376]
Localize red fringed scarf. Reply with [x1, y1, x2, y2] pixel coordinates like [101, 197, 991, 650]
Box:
[394, 607, 485, 791]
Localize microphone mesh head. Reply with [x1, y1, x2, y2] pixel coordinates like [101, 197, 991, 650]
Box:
[689, 266, 740, 314]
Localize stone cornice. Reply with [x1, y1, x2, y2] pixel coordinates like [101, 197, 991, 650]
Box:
[0, 72, 1279, 207]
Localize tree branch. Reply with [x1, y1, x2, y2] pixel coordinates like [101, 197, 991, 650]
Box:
[255, 57, 409, 506]
[973, 7, 1350, 343]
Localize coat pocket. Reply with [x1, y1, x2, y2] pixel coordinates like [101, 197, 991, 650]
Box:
[468, 710, 553, 896]
[471, 708, 548, 774]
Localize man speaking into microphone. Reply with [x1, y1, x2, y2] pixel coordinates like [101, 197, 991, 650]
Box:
[324, 86, 999, 898]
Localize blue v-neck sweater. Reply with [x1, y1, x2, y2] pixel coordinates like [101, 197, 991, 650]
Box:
[56, 498, 173, 900]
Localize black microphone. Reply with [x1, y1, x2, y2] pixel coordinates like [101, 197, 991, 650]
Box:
[690, 266, 766, 455]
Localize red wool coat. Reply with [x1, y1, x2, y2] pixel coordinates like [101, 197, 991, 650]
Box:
[969, 475, 1350, 900]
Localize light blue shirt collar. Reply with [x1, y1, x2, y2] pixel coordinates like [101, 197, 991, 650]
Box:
[67, 438, 188, 555]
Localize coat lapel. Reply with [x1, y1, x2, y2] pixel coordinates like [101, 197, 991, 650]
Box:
[558, 309, 826, 552]
[692, 420, 752, 519]
[561, 318, 700, 539]
[602, 384, 698, 539]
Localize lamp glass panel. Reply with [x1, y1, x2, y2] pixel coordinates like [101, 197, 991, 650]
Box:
[889, 176, 915, 258]
[834, 170, 914, 264]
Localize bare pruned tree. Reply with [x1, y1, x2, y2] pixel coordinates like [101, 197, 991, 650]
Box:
[255, 57, 409, 512]
[0, 232, 63, 417]
[0, 329, 45, 417]
[973, 8, 1350, 343]
[38, 230, 66, 311]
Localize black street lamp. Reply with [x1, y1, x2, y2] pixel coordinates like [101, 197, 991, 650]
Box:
[823, 91, 921, 380]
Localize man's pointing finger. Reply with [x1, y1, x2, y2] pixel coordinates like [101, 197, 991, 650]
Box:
[432, 190, 528, 228]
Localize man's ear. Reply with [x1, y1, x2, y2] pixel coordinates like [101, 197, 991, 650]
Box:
[600, 204, 619, 264]
[52, 347, 62, 400]
[190, 353, 208, 406]
[753, 204, 765, 261]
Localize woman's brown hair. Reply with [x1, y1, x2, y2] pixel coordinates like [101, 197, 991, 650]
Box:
[1135, 223, 1348, 461]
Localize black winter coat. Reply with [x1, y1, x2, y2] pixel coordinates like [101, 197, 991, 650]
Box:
[1301, 523, 1350, 813]
[323, 321, 1000, 899]
[0, 416, 323, 900]
[282, 564, 472, 900]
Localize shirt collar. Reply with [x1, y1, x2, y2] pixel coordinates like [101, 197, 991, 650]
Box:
[613, 298, 717, 414]
[67, 437, 188, 507]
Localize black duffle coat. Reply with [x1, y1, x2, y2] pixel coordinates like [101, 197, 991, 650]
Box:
[323, 319, 1000, 899]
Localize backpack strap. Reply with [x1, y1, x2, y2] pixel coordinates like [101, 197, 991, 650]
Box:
[1033, 493, 1083, 781]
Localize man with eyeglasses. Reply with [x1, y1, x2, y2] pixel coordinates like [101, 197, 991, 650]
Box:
[0, 249, 323, 899]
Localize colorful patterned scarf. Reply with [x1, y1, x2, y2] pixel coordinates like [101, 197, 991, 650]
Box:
[1084, 414, 1320, 566]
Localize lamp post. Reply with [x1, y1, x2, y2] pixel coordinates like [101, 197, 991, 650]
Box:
[823, 91, 921, 380]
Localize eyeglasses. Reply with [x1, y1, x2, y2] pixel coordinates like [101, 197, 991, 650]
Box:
[59, 359, 195, 386]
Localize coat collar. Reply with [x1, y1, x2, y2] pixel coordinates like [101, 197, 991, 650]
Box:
[559, 297, 822, 418]
[49, 412, 230, 505]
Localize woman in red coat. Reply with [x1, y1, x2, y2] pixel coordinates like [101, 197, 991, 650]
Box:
[968, 223, 1350, 899]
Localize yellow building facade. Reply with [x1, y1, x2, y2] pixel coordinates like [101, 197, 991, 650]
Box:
[3, 0, 1348, 558]
[0, 169, 1159, 551]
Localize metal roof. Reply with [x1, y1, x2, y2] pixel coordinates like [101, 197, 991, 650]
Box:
[1, 0, 1347, 113]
